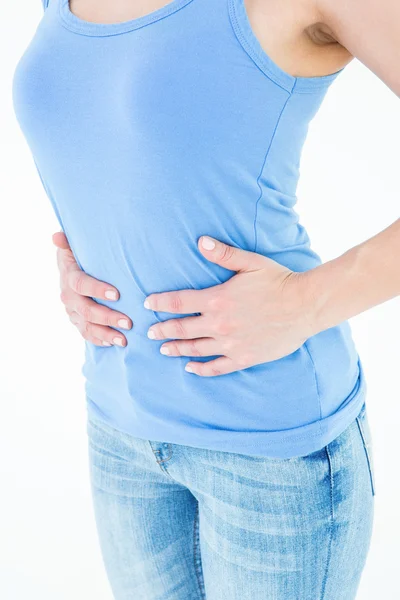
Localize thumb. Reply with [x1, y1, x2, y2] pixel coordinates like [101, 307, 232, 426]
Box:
[198, 236, 265, 272]
[52, 230, 70, 250]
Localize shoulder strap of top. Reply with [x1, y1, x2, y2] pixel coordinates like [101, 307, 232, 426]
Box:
[41, 0, 50, 10]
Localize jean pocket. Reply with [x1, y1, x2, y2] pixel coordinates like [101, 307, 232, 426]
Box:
[356, 403, 376, 497]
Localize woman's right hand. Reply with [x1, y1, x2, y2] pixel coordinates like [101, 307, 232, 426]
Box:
[52, 231, 132, 347]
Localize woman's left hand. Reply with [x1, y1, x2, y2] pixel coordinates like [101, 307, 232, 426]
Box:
[145, 236, 320, 377]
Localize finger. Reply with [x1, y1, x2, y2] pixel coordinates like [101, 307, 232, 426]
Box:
[144, 287, 213, 315]
[83, 323, 127, 347]
[159, 337, 220, 358]
[74, 297, 132, 329]
[68, 310, 80, 325]
[56, 246, 78, 273]
[67, 269, 120, 301]
[147, 316, 208, 341]
[80, 330, 112, 347]
[52, 231, 70, 250]
[185, 357, 238, 377]
[86, 335, 109, 347]
[198, 236, 266, 272]
[72, 315, 127, 347]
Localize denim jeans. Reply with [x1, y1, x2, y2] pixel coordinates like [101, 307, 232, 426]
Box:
[87, 402, 375, 599]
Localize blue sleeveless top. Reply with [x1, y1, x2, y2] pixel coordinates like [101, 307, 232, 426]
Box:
[12, 0, 366, 458]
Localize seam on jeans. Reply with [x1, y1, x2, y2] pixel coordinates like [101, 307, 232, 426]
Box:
[148, 441, 174, 463]
[148, 442, 178, 480]
[157, 444, 174, 463]
[356, 416, 376, 497]
[321, 445, 334, 599]
[193, 503, 206, 599]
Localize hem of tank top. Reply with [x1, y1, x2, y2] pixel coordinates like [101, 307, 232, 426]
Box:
[57, 0, 197, 37]
[84, 363, 367, 458]
[228, 0, 345, 94]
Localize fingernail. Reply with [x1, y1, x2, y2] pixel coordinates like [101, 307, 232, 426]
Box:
[144, 299, 151, 309]
[102, 341, 112, 346]
[118, 319, 130, 329]
[113, 337, 125, 346]
[185, 365, 193, 373]
[105, 290, 118, 300]
[147, 329, 156, 339]
[201, 236, 216, 250]
[160, 346, 170, 355]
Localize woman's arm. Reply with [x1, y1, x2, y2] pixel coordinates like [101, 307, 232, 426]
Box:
[301, 0, 400, 330]
[317, 0, 400, 95]
[301, 219, 400, 335]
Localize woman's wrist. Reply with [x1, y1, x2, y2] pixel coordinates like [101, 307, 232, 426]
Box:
[300, 249, 361, 336]
[299, 219, 400, 337]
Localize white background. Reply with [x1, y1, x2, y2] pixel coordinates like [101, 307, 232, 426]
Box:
[1, 2, 399, 599]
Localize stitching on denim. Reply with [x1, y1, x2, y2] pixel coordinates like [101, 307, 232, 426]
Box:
[193, 503, 206, 599]
[356, 416, 376, 497]
[252, 92, 292, 252]
[320, 445, 334, 599]
[157, 443, 174, 463]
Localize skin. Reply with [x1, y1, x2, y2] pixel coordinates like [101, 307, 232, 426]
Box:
[55, 0, 400, 375]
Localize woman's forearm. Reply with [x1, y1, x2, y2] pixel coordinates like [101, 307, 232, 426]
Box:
[306, 218, 400, 334]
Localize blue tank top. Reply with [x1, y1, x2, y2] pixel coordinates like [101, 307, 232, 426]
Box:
[12, 0, 366, 458]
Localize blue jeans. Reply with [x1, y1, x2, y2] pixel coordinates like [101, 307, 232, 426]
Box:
[87, 402, 375, 599]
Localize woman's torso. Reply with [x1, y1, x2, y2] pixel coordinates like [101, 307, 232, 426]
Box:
[12, 0, 366, 458]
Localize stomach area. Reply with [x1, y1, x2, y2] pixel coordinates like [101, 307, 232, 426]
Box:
[53, 190, 362, 435]
[65, 207, 362, 435]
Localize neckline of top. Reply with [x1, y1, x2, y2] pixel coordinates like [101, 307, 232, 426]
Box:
[58, 0, 196, 36]
[228, 0, 345, 93]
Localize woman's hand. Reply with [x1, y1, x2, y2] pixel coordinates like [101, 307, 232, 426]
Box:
[52, 231, 132, 347]
[144, 236, 319, 377]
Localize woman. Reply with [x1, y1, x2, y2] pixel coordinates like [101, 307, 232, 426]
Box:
[12, 0, 399, 598]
